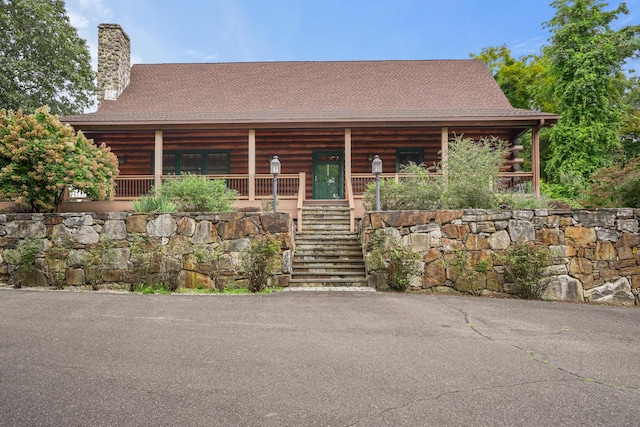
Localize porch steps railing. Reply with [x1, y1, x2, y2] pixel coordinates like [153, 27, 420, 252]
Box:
[290, 205, 368, 288]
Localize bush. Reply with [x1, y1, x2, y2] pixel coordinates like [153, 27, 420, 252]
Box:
[240, 233, 281, 293]
[581, 157, 640, 208]
[157, 175, 237, 212]
[366, 229, 422, 291]
[131, 192, 177, 213]
[363, 163, 444, 211]
[501, 240, 553, 299]
[363, 135, 529, 210]
[443, 136, 508, 209]
[4, 238, 40, 288]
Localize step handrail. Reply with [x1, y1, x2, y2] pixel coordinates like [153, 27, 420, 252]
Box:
[346, 177, 355, 232]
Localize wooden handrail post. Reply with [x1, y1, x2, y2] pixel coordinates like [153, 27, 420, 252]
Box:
[296, 172, 305, 232]
[346, 177, 355, 233]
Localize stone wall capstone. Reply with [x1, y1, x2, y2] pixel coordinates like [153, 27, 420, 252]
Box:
[360, 209, 640, 306]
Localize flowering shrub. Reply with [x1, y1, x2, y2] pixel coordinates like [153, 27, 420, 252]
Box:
[0, 106, 119, 212]
[367, 229, 422, 291]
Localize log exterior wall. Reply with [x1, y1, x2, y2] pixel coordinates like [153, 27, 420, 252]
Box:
[86, 126, 526, 199]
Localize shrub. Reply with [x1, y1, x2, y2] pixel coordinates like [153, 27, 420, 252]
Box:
[363, 135, 516, 210]
[497, 192, 552, 210]
[45, 240, 72, 289]
[581, 157, 640, 208]
[366, 229, 422, 291]
[131, 192, 177, 213]
[157, 175, 237, 212]
[363, 163, 444, 211]
[448, 248, 479, 295]
[4, 238, 40, 288]
[0, 107, 118, 212]
[240, 233, 281, 293]
[501, 240, 553, 299]
[443, 136, 508, 209]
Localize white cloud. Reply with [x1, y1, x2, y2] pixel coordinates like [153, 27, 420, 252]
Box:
[76, 0, 113, 21]
[67, 11, 90, 29]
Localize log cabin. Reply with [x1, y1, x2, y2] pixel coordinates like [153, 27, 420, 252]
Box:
[63, 24, 560, 223]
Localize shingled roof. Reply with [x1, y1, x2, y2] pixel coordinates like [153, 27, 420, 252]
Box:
[64, 59, 559, 127]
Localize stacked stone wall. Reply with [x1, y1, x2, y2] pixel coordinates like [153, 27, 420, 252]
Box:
[360, 209, 639, 306]
[0, 212, 293, 290]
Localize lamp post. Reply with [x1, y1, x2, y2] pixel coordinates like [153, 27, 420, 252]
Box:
[270, 155, 281, 213]
[371, 155, 382, 211]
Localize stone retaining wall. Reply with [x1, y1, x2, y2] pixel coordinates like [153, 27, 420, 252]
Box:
[0, 212, 294, 289]
[360, 209, 639, 306]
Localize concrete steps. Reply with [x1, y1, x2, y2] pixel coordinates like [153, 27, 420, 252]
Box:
[290, 205, 368, 288]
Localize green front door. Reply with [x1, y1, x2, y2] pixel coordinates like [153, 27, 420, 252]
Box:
[313, 151, 344, 199]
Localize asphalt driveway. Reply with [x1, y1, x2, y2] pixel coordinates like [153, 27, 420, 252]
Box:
[0, 289, 638, 426]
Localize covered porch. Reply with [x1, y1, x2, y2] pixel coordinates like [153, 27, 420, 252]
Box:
[69, 123, 545, 231]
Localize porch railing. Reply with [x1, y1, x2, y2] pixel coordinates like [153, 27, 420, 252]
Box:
[350, 172, 535, 196]
[110, 174, 302, 200]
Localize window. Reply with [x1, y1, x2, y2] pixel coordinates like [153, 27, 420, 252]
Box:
[396, 148, 424, 172]
[158, 150, 230, 175]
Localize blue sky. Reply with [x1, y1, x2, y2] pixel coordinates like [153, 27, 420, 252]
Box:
[65, 0, 640, 67]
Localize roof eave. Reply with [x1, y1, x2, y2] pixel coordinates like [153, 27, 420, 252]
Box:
[63, 115, 560, 132]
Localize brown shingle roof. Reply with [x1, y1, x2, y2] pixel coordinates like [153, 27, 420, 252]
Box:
[64, 60, 559, 126]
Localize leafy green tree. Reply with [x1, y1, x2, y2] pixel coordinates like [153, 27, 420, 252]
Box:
[0, 0, 95, 114]
[0, 107, 119, 212]
[544, 0, 640, 183]
[471, 45, 556, 112]
[620, 75, 640, 160]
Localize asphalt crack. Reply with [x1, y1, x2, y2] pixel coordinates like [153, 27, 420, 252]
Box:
[437, 298, 640, 395]
[345, 378, 575, 427]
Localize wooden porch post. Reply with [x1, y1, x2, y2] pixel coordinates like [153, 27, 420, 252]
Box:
[248, 129, 256, 201]
[532, 124, 541, 197]
[154, 130, 163, 189]
[345, 128, 352, 196]
[441, 127, 448, 175]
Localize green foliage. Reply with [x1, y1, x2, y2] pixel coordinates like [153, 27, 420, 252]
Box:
[444, 136, 508, 209]
[364, 163, 444, 211]
[581, 157, 640, 207]
[501, 240, 553, 299]
[81, 247, 104, 290]
[0, 107, 119, 212]
[0, 0, 95, 114]
[471, 45, 557, 112]
[447, 248, 484, 295]
[544, 0, 640, 182]
[131, 192, 177, 213]
[366, 229, 422, 291]
[45, 239, 72, 289]
[240, 233, 281, 293]
[157, 175, 238, 212]
[496, 192, 553, 210]
[192, 244, 222, 264]
[363, 136, 523, 210]
[4, 238, 40, 288]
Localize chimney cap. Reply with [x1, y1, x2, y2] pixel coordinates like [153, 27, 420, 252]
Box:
[98, 23, 130, 41]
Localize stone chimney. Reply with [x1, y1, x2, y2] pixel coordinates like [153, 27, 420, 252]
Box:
[97, 24, 131, 106]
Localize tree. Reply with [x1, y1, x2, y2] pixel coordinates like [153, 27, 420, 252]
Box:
[0, 107, 119, 212]
[0, 0, 95, 115]
[471, 45, 556, 113]
[544, 0, 640, 183]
